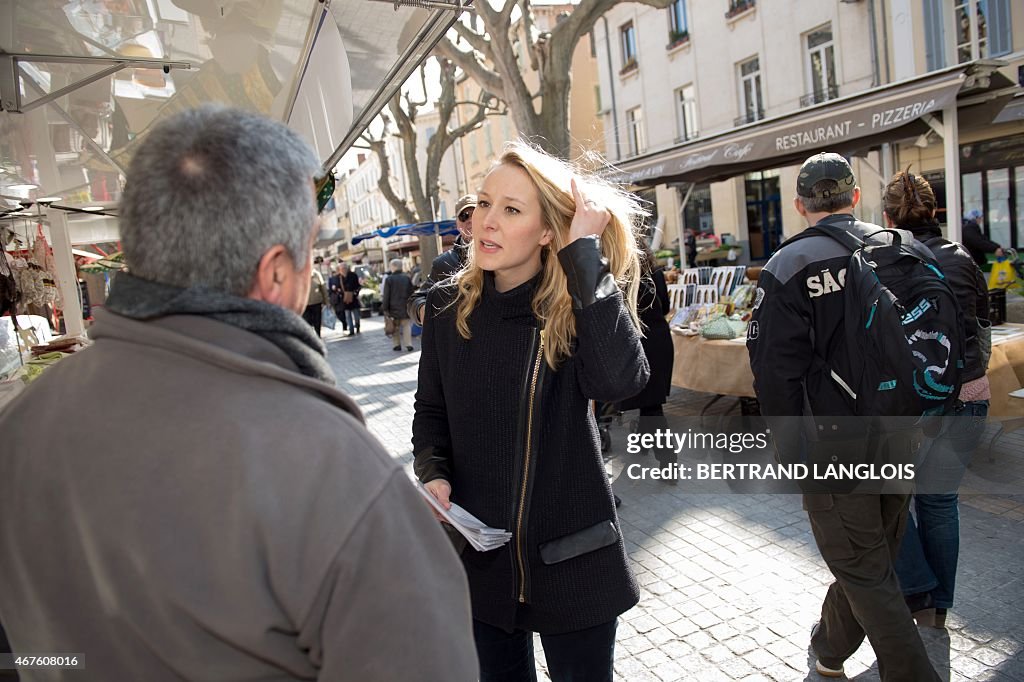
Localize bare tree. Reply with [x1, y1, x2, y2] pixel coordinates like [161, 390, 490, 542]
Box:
[361, 58, 502, 263]
[435, 0, 672, 159]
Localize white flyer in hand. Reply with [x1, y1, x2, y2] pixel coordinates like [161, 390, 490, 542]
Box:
[413, 478, 512, 552]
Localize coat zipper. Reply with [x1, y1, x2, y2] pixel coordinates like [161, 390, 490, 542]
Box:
[515, 328, 544, 603]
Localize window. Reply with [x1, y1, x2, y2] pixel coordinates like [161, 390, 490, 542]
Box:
[925, 0, 1011, 69]
[620, 22, 637, 69]
[726, 0, 755, 19]
[668, 0, 688, 43]
[675, 85, 698, 141]
[805, 25, 837, 106]
[737, 57, 764, 125]
[955, 0, 988, 63]
[627, 107, 646, 156]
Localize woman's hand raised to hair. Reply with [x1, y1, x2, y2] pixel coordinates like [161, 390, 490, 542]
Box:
[567, 178, 610, 246]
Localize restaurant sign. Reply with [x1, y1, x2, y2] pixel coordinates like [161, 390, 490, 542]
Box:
[611, 72, 965, 186]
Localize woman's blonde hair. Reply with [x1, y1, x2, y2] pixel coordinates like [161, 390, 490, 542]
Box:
[453, 141, 645, 369]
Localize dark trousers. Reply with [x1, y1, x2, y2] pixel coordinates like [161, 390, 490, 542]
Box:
[805, 493, 940, 681]
[474, 619, 616, 682]
[302, 303, 322, 337]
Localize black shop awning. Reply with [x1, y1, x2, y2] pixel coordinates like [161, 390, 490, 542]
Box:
[610, 61, 1014, 187]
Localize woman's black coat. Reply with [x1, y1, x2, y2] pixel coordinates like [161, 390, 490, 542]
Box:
[413, 237, 649, 634]
[619, 267, 674, 412]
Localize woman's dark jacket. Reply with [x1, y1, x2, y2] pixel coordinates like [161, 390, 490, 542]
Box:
[909, 222, 990, 382]
[339, 271, 361, 310]
[620, 267, 674, 412]
[412, 237, 649, 634]
[381, 271, 414, 320]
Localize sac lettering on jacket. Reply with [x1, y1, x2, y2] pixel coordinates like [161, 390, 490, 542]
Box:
[806, 267, 847, 298]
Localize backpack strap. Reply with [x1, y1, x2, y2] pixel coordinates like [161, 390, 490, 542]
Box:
[776, 215, 864, 254]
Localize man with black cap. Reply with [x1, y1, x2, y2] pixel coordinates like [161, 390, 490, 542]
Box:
[408, 194, 476, 325]
[747, 152, 940, 681]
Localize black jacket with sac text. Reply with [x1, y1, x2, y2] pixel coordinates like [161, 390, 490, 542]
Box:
[412, 236, 649, 634]
[747, 214, 885, 418]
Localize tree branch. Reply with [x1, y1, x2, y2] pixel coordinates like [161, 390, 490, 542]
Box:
[434, 38, 505, 100]
[519, 0, 541, 73]
[452, 19, 490, 55]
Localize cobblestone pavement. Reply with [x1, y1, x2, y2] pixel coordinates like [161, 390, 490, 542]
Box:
[325, 315, 1024, 681]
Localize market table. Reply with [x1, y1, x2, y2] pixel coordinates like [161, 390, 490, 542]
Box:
[670, 323, 1024, 417]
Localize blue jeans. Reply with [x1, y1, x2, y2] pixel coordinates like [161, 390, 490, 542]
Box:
[343, 307, 359, 331]
[895, 400, 988, 608]
[473, 619, 616, 682]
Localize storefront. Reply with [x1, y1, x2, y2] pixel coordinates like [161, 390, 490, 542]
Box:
[612, 61, 1018, 263]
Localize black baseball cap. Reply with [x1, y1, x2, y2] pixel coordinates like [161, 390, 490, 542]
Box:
[796, 153, 856, 198]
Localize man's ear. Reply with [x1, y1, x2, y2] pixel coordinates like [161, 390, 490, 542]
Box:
[851, 186, 861, 209]
[794, 196, 807, 218]
[248, 245, 292, 305]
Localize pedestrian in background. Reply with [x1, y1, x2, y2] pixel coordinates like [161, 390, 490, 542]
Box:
[883, 170, 991, 630]
[338, 261, 361, 336]
[382, 258, 414, 351]
[619, 235, 675, 469]
[328, 263, 348, 332]
[0, 104, 477, 681]
[748, 152, 940, 681]
[302, 267, 329, 337]
[414, 141, 649, 682]
[408, 194, 476, 325]
[961, 208, 1004, 268]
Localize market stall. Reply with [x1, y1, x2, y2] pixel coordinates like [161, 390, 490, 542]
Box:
[1, 0, 466, 382]
[670, 322, 1024, 419]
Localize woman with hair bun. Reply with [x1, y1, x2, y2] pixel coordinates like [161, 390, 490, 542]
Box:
[882, 168, 990, 630]
[412, 141, 650, 681]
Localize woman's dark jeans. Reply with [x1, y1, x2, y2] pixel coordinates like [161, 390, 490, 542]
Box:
[895, 400, 989, 609]
[474, 618, 617, 682]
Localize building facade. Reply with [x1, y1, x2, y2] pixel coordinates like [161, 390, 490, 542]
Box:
[594, 0, 1022, 264]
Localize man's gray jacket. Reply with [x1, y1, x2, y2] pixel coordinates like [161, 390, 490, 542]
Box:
[0, 310, 476, 680]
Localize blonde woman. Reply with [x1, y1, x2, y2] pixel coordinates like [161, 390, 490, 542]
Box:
[413, 142, 649, 681]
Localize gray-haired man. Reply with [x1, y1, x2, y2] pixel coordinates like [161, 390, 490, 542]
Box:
[0, 105, 476, 681]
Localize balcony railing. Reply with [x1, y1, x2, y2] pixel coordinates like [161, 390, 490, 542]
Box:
[725, 0, 755, 19]
[800, 86, 839, 108]
[733, 110, 764, 127]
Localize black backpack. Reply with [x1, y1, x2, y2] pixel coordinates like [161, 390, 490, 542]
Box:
[803, 216, 965, 418]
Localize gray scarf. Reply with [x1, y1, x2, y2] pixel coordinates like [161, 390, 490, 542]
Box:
[105, 272, 335, 385]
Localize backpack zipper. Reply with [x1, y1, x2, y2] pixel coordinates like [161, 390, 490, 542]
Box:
[515, 328, 545, 603]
